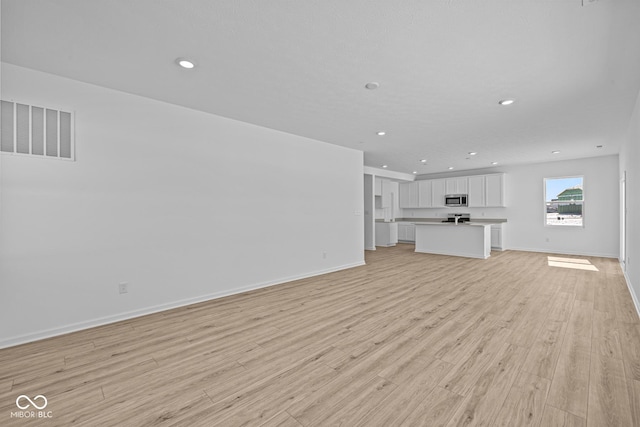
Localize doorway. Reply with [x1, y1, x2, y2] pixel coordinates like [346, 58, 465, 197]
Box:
[621, 171, 627, 271]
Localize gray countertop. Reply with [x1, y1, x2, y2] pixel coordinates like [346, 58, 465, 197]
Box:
[379, 218, 507, 224]
[414, 221, 492, 227]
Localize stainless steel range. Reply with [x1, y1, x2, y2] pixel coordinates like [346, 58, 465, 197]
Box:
[442, 213, 471, 224]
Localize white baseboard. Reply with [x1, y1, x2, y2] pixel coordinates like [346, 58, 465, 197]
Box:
[0, 260, 365, 349]
[506, 246, 618, 259]
[622, 267, 640, 320]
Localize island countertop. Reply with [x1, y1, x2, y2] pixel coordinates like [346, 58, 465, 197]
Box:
[395, 218, 507, 224]
[414, 222, 492, 227]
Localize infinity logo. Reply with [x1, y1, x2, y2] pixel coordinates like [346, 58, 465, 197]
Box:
[15, 395, 48, 410]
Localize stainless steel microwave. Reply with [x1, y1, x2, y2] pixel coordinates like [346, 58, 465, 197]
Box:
[445, 194, 468, 207]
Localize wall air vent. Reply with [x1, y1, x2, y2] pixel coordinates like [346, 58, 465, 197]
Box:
[1, 100, 75, 160]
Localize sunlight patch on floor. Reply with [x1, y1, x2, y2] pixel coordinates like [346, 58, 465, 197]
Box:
[547, 256, 592, 265]
[547, 256, 599, 271]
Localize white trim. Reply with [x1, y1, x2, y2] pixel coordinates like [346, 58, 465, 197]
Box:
[12, 101, 17, 152]
[0, 261, 365, 349]
[506, 246, 618, 259]
[364, 167, 415, 182]
[623, 268, 640, 320]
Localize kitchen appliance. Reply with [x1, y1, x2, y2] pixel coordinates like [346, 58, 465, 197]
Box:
[445, 194, 468, 207]
[442, 213, 471, 224]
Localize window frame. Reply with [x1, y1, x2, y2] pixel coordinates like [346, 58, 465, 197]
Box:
[543, 175, 585, 228]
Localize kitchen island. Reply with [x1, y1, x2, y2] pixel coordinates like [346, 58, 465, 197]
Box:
[414, 222, 492, 259]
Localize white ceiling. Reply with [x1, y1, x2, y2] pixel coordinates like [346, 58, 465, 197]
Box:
[3, 0, 640, 176]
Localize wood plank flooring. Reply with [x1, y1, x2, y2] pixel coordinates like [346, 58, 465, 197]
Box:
[1, 245, 639, 426]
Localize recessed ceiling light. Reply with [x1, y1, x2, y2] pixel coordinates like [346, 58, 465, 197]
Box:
[468, 152, 477, 156]
[413, 171, 417, 174]
[448, 167, 454, 170]
[420, 159, 427, 163]
[365, 82, 380, 90]
[382, 164, 388, 168]
[491, 162, 498, 165]
[377, 131, 386, 136]
[176, 58, 195, 69]
[499, 99, 515, 105]
[551, 150, 560, 154]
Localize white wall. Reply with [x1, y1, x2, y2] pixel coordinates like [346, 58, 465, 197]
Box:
[403, 155, 619, 257]
[0, 63, 364, 348]
[620, 89, 640, 313]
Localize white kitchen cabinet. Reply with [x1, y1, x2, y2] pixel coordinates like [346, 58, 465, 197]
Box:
[399, 182, 419, 208]
[398, 222, 416, 242]
[431, 179, 447, 207]
[467, 175, 485, 207]
[467, 173, 506, 207]
[417, 180, 433, 208]
[445, 177, 468, 195]
[485, 173, 505, 207]
[375, 222, 398, 247]
[374, 177, 382, 196]
[491, 224, 503, 250]
[380, 179, 392, 208]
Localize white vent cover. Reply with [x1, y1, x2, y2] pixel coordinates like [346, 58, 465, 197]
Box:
[1, 100, 74, 160]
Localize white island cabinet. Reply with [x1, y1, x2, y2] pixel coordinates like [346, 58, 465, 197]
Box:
[414, 223, 491, 259]
[397, 222, 416, 242]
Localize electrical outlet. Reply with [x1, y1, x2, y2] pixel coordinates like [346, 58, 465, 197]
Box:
[118, 282, 129, 294]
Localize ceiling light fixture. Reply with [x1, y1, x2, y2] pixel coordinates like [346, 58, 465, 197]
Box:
[365, 82, 380, 90]
[377, 131, 386, 136]
[491, 162, 498, 165]
[420, 159, 427, 163]
[448, 167, 454, 170]
[382, 164, 388, 168]
[176, 58, 195, 69]
[468, 152, 477, 156]
[413, 171, 417, 174]
[551, 150, 560, 154]
[499, 99, 515, 105]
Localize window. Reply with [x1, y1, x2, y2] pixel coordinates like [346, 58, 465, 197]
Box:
[0, 100, 74, 160]
[544, 176, 584, 227]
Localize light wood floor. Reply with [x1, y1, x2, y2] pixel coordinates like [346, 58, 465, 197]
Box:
[1, 246, 640, 426]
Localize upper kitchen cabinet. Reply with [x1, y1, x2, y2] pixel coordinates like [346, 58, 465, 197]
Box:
[400, 174, 505, 209]
[399, 182, 419, 208]
[380, 179, 392, 208]
[417, 180, 433, 208]
[431, 179, 447, 207]
[374, 177, 382, 196]
[400, 181, 434, 208]
[468, 173, 506, 207]
[485, 173, 505, 207]
[445, 177, 468, 195]
[468, 175, 486, 207]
